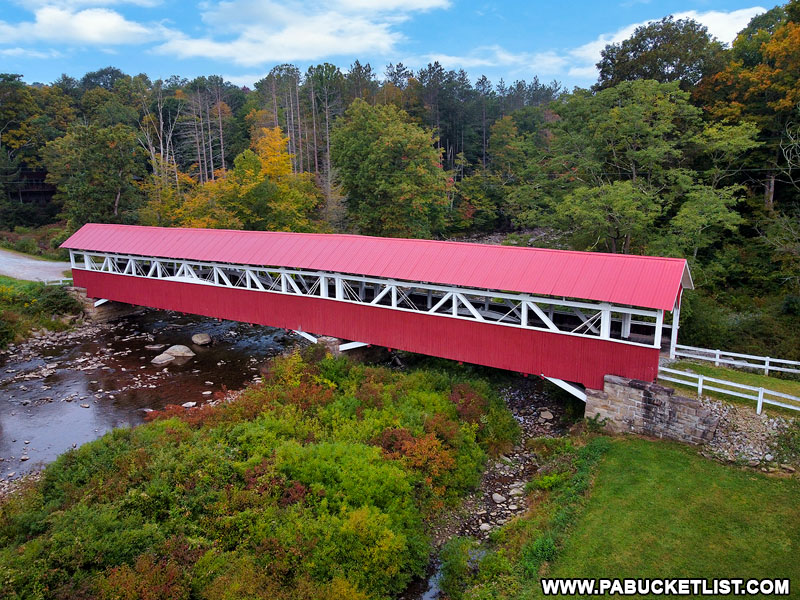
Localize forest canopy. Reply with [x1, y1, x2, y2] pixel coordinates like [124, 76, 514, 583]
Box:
[1, 1, 799, 358]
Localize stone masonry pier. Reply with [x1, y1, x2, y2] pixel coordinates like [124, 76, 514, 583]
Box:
[585, 375, 719, 445]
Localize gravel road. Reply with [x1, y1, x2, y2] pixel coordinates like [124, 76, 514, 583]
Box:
[0, 248, 72, 282]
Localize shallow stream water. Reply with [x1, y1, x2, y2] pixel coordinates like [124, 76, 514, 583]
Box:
[0, 310, 291, 478]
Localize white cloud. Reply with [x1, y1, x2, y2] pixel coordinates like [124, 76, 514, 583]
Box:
[0, 47, 62, 59]
[159, 15, 400, 66]
[335, 0, 450, 11]
[423, 46, 567, 76]
[219, 73, 265, 88]
[0, 6, 167, 46]
[673, 8, 767, 45]
[155, 0, 447, 66]
[13, 0, 162, 7]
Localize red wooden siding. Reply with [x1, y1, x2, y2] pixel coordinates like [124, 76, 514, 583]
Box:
[75, 270, 660, 390]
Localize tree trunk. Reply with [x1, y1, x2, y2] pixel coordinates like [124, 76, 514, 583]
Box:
[286, 87, 297, 173]
[216, 91, 226, 171]
[764, 174, 775, 210]
[193, 109, 205, 183]
[324, 101, 332, 203]
[205, 98, 215, 180]
[295, 79, 304, 173]
[310, 84, 319, 175]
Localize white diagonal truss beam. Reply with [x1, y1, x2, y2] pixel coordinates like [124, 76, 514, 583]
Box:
[69, 250, 666, 349]
[543, 376, 587, 402]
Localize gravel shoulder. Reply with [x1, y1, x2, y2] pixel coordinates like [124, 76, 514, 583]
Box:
[0, 248, 72, 281]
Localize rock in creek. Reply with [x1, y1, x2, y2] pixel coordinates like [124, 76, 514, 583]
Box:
[492, 492, 506, 504]
[151, 353, 175, 366]
[191, 333, 212, 346]
[165, 345, 196, 358]
[145, 344, 166, 351]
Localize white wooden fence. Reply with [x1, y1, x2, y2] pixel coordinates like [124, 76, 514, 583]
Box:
[659, 367, 800, 414]
[42, 278, 73, 286]
[673, 344, 800, 376]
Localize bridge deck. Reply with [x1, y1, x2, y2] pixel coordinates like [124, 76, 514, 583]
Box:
[63, 225, 693, 391]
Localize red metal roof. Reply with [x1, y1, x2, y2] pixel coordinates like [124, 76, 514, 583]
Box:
[62, 224, 692, 311]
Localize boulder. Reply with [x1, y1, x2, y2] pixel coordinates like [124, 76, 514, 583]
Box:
[540, 410, 554, 420]
[182, 401, 197, 408]
[492, 492, 506, 504]
[145, 344, 166, 351]
[151, 353, 175, 365]
[164, 345, 196, 358]
[191, 333, 212, 346]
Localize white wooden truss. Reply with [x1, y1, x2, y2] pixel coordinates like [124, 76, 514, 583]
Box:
[70, 250, 669, 351]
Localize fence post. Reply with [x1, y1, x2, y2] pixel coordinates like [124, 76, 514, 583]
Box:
[765, 357, 770, 376]
[697, 375, 704, 397]
[757, 388, 764, 415]
[714, 349, 720, 366]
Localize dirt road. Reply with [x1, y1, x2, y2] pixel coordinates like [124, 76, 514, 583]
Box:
[0, 248, 72, 282]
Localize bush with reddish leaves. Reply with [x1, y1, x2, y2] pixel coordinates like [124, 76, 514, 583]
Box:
[377, 427, 415, 457]
[450, 383, 489, 425]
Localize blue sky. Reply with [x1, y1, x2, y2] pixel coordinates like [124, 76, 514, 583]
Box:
[0, 0, 770, 89]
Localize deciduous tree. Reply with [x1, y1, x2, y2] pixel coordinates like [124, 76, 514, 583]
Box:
[332, 99, 447, 238]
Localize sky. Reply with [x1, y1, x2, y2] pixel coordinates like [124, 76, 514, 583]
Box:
[0, 0, 771, 89]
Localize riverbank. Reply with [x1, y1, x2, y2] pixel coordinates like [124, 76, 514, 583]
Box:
[0, 275, 82, 348]
[1, 309, 295, 483]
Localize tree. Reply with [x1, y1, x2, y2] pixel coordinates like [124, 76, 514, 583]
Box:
[595, 17, 725, 90]
[307, 63, 344, 207]
[699, 10, 800, 208]
[80, 66, 127, 91]
[43, 124, 145, 228]
[331, 99, 448, 238]
[0, 74, 38, 165]
[178, 127, 321, 231]
[560, 180, 660, 253]
[671, 185, 744, 258]
[488, 116, 525, 184]
[547, 81, 701, 194]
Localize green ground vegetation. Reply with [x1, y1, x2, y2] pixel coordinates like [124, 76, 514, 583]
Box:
[0, 224, 71, 261]
[441, 436, 800, 599]
[0, 275, 80, 348]
[0, 349, 519, 599]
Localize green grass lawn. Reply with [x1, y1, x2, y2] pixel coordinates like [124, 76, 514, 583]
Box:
[549, 438, 799, 588]
[660, 360, 800, 415]
[451, 436, 800, 600]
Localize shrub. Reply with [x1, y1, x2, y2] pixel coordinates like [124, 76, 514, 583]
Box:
[13, 236, 38, 255]
[521, 533, 557, 574]
[450, 383, 488, 424]
[29, 285, 81, 315]
[527, 471, 571, 492]
[0, 313, 14, 347]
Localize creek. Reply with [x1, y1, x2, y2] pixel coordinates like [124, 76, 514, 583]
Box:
[0, 309, 292, 478]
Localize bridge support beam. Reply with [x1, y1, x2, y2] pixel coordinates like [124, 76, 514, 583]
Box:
[584, 375, 718, 445]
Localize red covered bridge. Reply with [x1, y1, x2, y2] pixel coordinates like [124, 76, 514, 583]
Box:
[62, 224, 693, 399]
